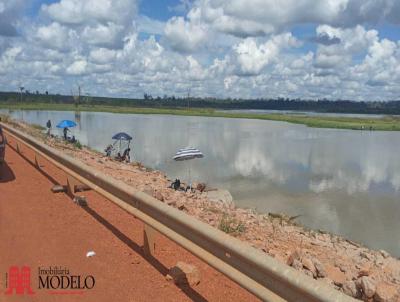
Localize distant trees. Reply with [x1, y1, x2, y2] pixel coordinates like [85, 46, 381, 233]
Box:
[83, 94, 92, 106]
[144, 93, 153, 100]
[1, 90, 400, 114]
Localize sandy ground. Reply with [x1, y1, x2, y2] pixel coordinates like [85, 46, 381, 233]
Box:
[1, 119, 400, 301]
[0, 135, 259, 302]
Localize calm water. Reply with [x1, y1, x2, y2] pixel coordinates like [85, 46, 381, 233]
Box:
[2, 109, 400, 256]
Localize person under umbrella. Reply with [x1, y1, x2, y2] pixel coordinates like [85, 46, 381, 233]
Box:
[109, 132, 133, 162]
[56, 120, 77, 141]
[173, 147, 204, 191]
[63, 127, 69, 140]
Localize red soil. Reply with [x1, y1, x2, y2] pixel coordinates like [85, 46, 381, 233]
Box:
[0, 136, 259, 302]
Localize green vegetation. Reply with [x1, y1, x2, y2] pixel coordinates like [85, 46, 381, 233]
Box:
[1, 102, 400, 131]
[72, 140, 82, 149]
[0, 113, 19, 128]
[218, 214, 246, 235]
[31, 124, 46, 131]
[2, 90, 400, 114]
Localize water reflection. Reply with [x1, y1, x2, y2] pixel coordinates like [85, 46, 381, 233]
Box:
[2, 109, 399, 255]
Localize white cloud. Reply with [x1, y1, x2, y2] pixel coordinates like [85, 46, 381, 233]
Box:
[0, 46, 22, 75]
[41, 0, 137, 26]
[314, 53, 346, 69]
[66, 59, 88, 75]
[36, 22, 73, 51]
[312, 25, 379, 72]
[231, 33, 299, 75]
[366, 39, 397, 65]
[184, 0, 400, 38]
[0, 0, 25, 37]
[82, 23, 125, 48]
[40, 0, 138, 50]
[0, 0, 399, 101]
[164, 17, 207, 53]
[89, 48, 117, 64]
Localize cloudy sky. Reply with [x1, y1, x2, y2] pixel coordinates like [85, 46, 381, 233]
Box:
[0, 0, 399, 100]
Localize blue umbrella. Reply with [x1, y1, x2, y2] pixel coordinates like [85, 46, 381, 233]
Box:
[56, 120, 77, 128]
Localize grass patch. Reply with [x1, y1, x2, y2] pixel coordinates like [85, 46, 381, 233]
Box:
[73, 140, 82, 149]
[218, 214, 246, 235]
[206, 206, 222, 214]
[0, 113, 20, 128]
[1, 102, 400, 131]
[31, 124, 46, 131]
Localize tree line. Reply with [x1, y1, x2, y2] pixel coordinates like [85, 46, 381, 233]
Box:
[1, 91, 400, 115]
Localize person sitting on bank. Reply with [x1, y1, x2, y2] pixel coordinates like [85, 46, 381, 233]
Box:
[169, 179, 181, 191]
[105, 144, 113, 157]
[115, 148, 131, 162]
[124, 148, 131, 163]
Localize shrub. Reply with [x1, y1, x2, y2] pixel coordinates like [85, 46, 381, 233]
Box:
[218, 214, 246, 235]
[73, 140, 82, 149]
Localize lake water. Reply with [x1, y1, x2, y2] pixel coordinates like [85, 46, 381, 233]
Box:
[2, 109, 400, 256]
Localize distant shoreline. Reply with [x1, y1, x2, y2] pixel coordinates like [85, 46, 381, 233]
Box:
[1, 102, 400, 131]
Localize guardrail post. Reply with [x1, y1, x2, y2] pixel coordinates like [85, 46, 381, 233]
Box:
[143, 224, 157, 256]
[66, 175, 80, 198]
[34, 153, 40, 168]
[66, 175, 89, 206]
[16, 142, 20, 154]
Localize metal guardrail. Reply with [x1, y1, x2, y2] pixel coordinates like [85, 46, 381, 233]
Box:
[1, 122, 356, 302]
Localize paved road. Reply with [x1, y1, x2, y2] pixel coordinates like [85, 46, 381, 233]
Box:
[0, 136, 258, 302]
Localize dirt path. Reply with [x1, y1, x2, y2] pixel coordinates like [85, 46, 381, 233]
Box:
[0, 136, 258, 302]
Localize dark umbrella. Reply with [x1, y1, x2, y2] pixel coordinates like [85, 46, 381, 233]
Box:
[112, 132, 133, 140]
[112, 132, 133, 158]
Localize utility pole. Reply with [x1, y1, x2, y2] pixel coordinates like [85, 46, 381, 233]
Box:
[187, 88, 190, 110]
[72, 84, 81, 107]
[19, 86, 24, 102]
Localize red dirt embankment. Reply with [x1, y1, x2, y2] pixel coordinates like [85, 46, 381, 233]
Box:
[0, 135, 258, 301]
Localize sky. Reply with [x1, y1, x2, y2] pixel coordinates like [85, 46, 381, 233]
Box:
[0, 0, 399, 101]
